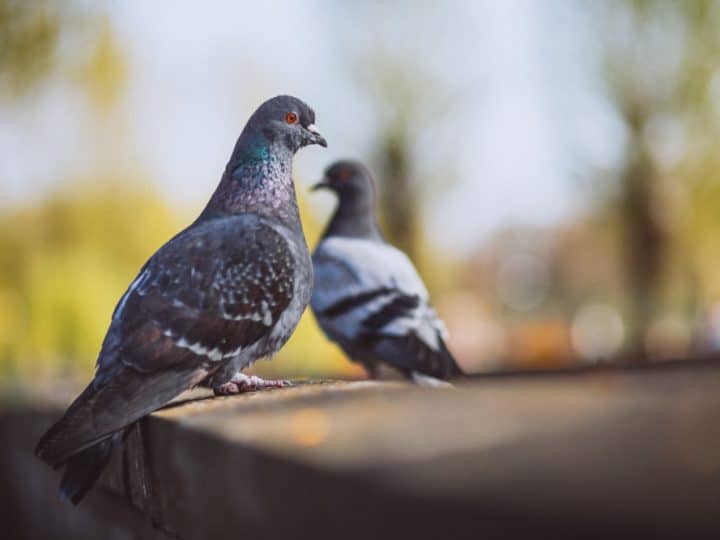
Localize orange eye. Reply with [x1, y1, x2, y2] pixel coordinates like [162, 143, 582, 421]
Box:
[285, 112, 298, 124]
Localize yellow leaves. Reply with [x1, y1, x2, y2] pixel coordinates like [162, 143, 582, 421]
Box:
[75, 18, 127, 114]
[0, 181, 180, 380]
[20, 248, 114, 369]
[0, 2, 125, 106]
[0, 0, 60, 95]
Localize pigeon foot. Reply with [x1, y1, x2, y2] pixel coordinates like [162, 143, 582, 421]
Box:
[213, 373, 292, 395]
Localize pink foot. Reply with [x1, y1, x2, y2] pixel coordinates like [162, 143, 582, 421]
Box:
[213, 374, 292, 395]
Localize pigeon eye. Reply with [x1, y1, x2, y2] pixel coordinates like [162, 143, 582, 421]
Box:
[285, 112, 298, 124]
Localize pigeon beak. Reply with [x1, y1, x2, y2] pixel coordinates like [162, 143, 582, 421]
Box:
[305, 124, 327, 148]
[311, 179, 331, 191]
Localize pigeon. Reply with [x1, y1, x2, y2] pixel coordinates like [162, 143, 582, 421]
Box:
[35, 95, 326, 504]
[310, 161, 463, 385]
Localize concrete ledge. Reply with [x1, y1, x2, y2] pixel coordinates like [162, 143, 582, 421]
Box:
[2, 365, 720, 539]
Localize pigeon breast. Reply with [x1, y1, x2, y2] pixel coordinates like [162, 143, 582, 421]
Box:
[95, 214, 304, 385]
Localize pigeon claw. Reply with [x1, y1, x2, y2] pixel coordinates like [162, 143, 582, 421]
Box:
[213, 374, 293, 395]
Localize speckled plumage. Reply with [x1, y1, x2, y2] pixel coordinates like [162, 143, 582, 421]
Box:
[36, 95, 325, 504]
[311, 161, 463, 382]
[205, 143, 298, 226]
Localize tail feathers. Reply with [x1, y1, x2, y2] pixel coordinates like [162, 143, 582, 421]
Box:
[36, 362, 209, 505]
[371, 334, 465, 381]
[410, 371, 455, 388]
[59, 435, 119, 505]
[437, 337, 466, 379]
[35, 382, 100, 467]
[36, 364, 207, 467]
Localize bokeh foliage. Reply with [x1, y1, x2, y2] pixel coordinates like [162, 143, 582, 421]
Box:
[0, 180, 181, 377]
[3, 0, 720, 386]
[0, 0, 60, 95]
[593, 0, 720, 358]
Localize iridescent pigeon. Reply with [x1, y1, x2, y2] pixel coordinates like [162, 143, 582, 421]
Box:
[35, 95, 326, 504]
[310, 161, 463, 385]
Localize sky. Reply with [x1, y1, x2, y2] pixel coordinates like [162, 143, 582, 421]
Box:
[0, 0, 627, 255]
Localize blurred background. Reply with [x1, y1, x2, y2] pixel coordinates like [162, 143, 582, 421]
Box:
[1, 0, 720, 387]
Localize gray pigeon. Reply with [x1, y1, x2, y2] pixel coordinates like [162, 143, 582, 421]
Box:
[35, 95, 326, 504]
[310, 161, 463, 384]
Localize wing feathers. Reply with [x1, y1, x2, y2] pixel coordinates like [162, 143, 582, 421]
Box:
[311, 236, 462, 380]
[38, 215, 298, 467]
[359, 292, 420, 331]
[36, 361, 212, 467]
[318, 287, 394, 317]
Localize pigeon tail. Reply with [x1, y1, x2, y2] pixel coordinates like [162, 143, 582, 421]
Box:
[36, 363, 209, 468]
[370, 333, 465, 381]
[436, 336, 466, 379]
[35, 381, 100, 467]
[410, 371, 455, 388]
[59, 434, 119, 505]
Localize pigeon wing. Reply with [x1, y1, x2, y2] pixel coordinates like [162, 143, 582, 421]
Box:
[37, 215, 295, 466]
[312, 237, 444, 347]
[312, 236, 462, 378]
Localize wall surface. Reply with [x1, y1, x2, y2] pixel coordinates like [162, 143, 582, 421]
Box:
[2, 366, 720, 539]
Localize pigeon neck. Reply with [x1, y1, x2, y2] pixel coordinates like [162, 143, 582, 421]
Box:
[323, 193, 383, 241]
[201, 133, 301, 229]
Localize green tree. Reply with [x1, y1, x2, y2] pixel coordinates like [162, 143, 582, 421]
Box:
[596, 0, 720, 360]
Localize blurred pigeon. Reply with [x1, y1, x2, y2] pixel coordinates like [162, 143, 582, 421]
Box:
[35, 95, 326, 504]
[310, 161, 463, 385]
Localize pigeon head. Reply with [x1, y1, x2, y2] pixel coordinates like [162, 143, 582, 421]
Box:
[312, 160, 382, 240]
[312, 160, 374, 200]
[244, 95, 327, 153]
[203, 95, 326, 225]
